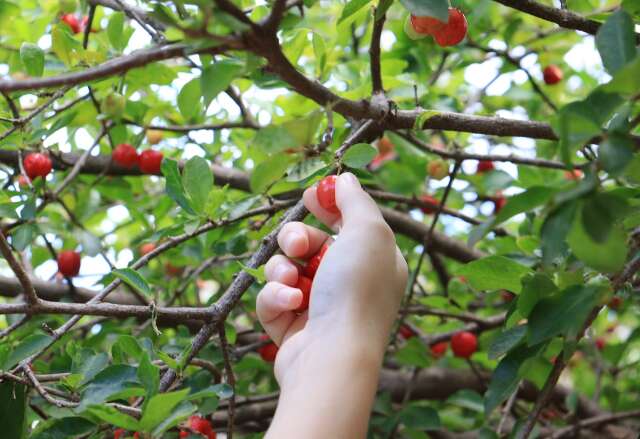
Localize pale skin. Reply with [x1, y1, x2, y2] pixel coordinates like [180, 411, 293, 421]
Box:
[257, 172, 409, 439]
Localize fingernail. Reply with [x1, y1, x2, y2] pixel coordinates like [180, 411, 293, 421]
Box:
[282, 231, 303, 251]
[340, 172, 359, 187]
[277, 287, 299, 307]
[273, 264, 290, 280]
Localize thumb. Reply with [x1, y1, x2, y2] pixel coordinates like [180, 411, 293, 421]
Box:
[335, 173, 383, 227]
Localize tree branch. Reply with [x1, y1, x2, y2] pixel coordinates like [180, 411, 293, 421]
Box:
[369, 9, 386, 94]
[0, 233, 39, 305]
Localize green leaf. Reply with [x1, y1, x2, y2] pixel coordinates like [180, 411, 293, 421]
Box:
[446, 390, 484, 412]
[456, 256, 531, 293]
[51, 25, 83, 67]
[31, 417, 95, 439]
[138, 352, 160, 398]
[312, 32, 327, 78]
[541, 200, 578, 266]
[161, 158, 196, 215]
[282, 111, 323, 146]
[107, 12, 125, 51]
[178, 79, 202, 120]
[112, 335, 143, 361]
[395, 337, 430, 368]
[552, 102, 601, 164]
[398, 404, 440, 430]
[413, 110, 441, 130]
[527, 285, 603, 345]
[4, 333, 53, 369]
[488, 325, 527, 360]
[286, 157, 328, 182]
[20, 43, 44, 77]
[187, 383, 233, 400]
[595, 9, 636, 75]
[253, 125, 298, 154]
[250, 155, 292, 193]
[86, 405, 139, 431]
[517, 274, 558, 318]
[0, 381, 26, 439]
[112, 268, 153, 296]
[74, 352, 109, 386]
[150, 401, 195, 437]
[599, 133, 634, 176]
[603, 56, 640, 96]
[338, 0, 371, 24]
[139, 389, 190, 432]
[183, 157, 213, 214]
[201, 61, 242, 107]
[568, 212, 628, 273]
[342, 143, 377, 168]
[581, 192, 629, 243]
[238, 262, 266, 283]
[79, 365, 143, 411]
[11, 223, 35, 252]
[400, 0, 449, 21]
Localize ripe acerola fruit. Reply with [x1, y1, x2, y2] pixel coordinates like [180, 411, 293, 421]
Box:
[23, 153, 53, 180]
[476, 160, 495, 174]
[103, 93, 126, 120]
[139, 243, 156, 256]
[404, 15, 427, 40]
[295, 275, 313, 312]
[139, 150, 164, 174]
[258, 334, 278, 362]
[564, 169, 583, 180]
[146, 129, 164, 145]
[501, 290, 515, 302]
[57, 250, 81, 277]
[165, 263, 184, 277]
[427, 159, 449, 180]
[80, 16, 97, 33]
[302, 243, 329, 278]
[410, 14, 446, 35]
[608, 296, 622, 310]
[595, 337, 605, 351]
[377, 137, 394, 155]
[432, 8, 467, 47]
[419, 194, 439, 215]
[430, 341, 448, 358]
[543, 65, 563, 85]
[399, 324, 416, 340]
[61, 14, 81, 34]
[451, 331, 477, 358]
[113, 428, 126, 439]
[186, 415, 215, 438]
[493, 195, 506, 214]
[112, 144, 139, 168]
[317, 175, 339, 214]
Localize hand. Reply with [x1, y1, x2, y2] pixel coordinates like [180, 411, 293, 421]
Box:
[257, 172, 408, 387]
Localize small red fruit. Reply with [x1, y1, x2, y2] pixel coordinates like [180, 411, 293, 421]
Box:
[114, 429, 126, 439]
[112, 144, 139, 168]
[133, 433, 140, 439]
[377, 137, 394, 155]
[369, 151, 396, 171]
[451, 331, 477, 359]
[476, 160, 495, 174]
[57, 250, 81, 277]
[179, 432, 188, 438]
[501, 291, 515, 302]
[23, 153, 53, 180]
[430, 341, 448, 358]
[399, 325, 416, 340]
[432, 8, 468, 47]
[608, 296, 622, 310]
[564, 169, 583, 180]
[139, 150, 164, 174]
[302, 243, 329, 278]
[410, 14, 447, 35]
[258, 334, 278, 362]
[427, 159, 449, 180]
[61, 14, 81, 33]
[17, 175, 30, 187]
[294, 275, 313, 312]
[543, 65, 563, 85]
[317, 175, 339, 214]
[187, 415, 214, 437]
[419, 194, 439, 215]
[165, 263, 184, 277]
[493, 196, 506, 214]
[595, 337, 605, 351]
[139, 243, 156, 256]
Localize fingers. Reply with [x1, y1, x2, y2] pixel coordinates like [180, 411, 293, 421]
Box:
[334, 172, 383, 227]
[264, 255, 299, 285]
[276, 221, 332, 259]
[303, 186, 341, 231]
[256, 281, 303, 344]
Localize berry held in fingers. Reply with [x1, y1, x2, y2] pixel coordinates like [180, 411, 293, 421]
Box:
[317, 175, 339, 214]
[295, 275, 313, 312]
[302, 243, 329, 278]
[258, 334, 279, 362]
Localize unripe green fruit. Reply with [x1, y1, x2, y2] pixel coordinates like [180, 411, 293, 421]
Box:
[427, 159, 449, 180]
[404, 15, 427, 41]
[103, 93, 126, 120]
[58, 0, 77, 13]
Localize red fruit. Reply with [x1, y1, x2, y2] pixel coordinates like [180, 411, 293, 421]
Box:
[451, 331, 477, 358]
[302, 243, 329, 278]
[369, 151, 396, 171]
[399, 325, 416, 340]
[317, 175, 339, 214]
[501, 291, 515, 302]
[476, 160, 495, 174]
[543, 65, 563, 85]
[133, 433, 140, 439]
[595, 337, 605, 351]
[294, 275, 313, 312]
[608, 296, 622, 310]
[432, 8, 468, 47]
[57, 250, 81, 277]
[430, 341, 448, 358]
[188, 415, 213, 436]
[139, 150, 164, 174]
[377, 137, 394, 155]
[139, 243, 156, 256]
[165, 263, 184, 277]
[564, 169, 583, 180]
[410, 14, 447, 35]
[493, 196, 506, 214]
[61, 14, 81, 33]
[80, 16, 97, 33]
[258, 334, 278, 362]
[114, 429, 126, 439]
[606, 324, 617, 334]
[17, 175, 30, 187]
[419, 194, 439, 215]
[179, 432, 188, 439]
[112, 144, 139, 168]
[23, 153, 53, 180]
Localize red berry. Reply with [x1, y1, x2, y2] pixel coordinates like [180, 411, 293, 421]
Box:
[451, 331, 477, 358]
[430, 341, 448, 358]
[595, 337, 605, 351]
[410, 14, 446, 35]
[258, 334, 278, 362]
[399, 325, 416, 340]
[179, 432, 188, 439]
[17, 175, 30, 187]
[133, 433, 140, 439]
[317, 175, 339, 214]
[165, 263, 184, 277]
[377, 137, 394, 155]
[57, 250, 81, 277]
[112, 144, 139, 168]
[543, 65, 563, 85]
[294, 275, 313, 312]
[139, 150, 164, 174]
[608, 296, 622, 310]
[302, 243, 329, 278]
[188, 416, 213, 436]
[139, 243, 156, 256]
[61, 14, 81, 33]
[369, 151, 396, 171]
[501, 291, 515, 302]
[23, 153, 53, 180]
[564, 169, 583, 180]
[476, 160, 495, 174]
[432, 8, 467, 47]
[493, 196, 506, 214]
[114, 429, 126, 439]
[419, 194, 439, 215]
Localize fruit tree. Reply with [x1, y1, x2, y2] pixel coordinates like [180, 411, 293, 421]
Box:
[0, 0, 639, 438]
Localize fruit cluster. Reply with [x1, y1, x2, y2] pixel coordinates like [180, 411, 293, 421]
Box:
[112, 143, 164, 175]
[113, 415, 216, 439]
[405, 8, 468, 47]
[399, 325, 477, 359]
